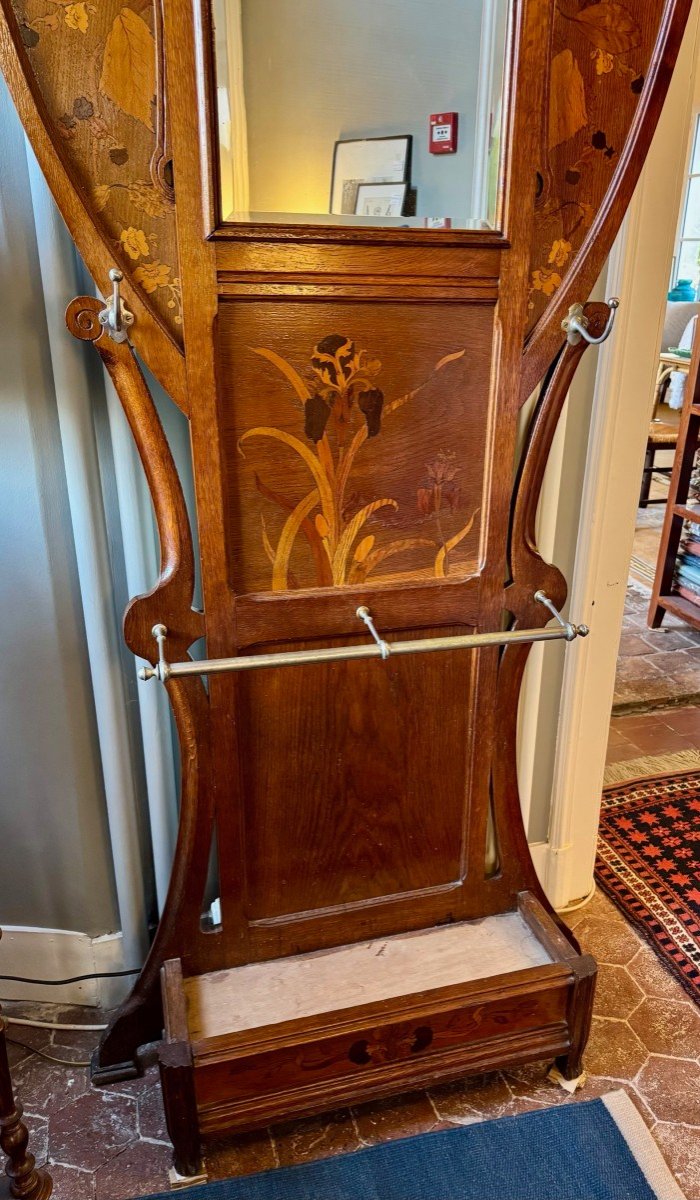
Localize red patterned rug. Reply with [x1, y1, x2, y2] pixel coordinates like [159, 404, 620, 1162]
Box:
[595, 770, 700, 1003]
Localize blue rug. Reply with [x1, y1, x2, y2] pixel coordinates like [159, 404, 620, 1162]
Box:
[144, 1092, 685, 1199]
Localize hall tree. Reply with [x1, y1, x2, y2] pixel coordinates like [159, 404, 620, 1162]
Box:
[0, 0, 691, 1179]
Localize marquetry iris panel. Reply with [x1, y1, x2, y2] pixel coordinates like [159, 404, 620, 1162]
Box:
[216, 301, 493, 597]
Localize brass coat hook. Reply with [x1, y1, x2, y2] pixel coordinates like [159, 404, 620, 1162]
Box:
[98, 268, 135, 344]
[562, 297, 620, 346]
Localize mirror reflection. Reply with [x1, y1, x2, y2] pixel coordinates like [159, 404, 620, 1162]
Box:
[213, 0, 509, 230]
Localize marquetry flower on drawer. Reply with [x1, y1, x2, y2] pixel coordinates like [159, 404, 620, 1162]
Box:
[133, 260, 171, 293]
[548, 239, 572, 269]
[120, 227, 150, 261]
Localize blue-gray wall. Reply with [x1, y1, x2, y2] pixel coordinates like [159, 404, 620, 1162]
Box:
[0, 77, 119, 934]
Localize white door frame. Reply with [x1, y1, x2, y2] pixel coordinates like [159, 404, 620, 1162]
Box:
[534, 0, 700, 909]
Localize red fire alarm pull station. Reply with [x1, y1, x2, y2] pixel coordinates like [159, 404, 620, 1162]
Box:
[430, 112, 458, 154]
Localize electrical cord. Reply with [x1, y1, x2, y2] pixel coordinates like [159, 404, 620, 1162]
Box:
[6, 1017, 108, 1031]
[0, 968, 138, 1030]
[6, 1035, 92, 1069]
[0, 968, 140, 986]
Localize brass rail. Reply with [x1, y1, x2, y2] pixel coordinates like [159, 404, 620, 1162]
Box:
[138, 591, 589, 683]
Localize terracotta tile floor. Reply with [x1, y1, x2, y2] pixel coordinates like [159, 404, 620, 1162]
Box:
[607, 702, 700, 766]
[2, 712, 699, 1200]
[614, 477, 700, 712]
[613, 586, 700, 713]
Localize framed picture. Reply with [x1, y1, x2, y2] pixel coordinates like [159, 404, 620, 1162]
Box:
[330, 135, 411, 215]
[355, 182, 408, 219]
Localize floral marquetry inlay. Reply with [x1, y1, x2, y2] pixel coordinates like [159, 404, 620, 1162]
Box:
[527, 0, 656, 332]
[11, 0, 181, 337]
[237, 335, 479, 593]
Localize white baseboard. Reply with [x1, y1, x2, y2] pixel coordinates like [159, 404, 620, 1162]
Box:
[0, 926, 132, 1007]
[529, 840, 595, 911]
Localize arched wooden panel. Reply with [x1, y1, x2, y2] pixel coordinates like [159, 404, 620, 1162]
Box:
[523, 0, 691, 400]
[0, 0, 187, 408]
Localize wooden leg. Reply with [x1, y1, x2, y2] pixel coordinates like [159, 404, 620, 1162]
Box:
[0, 1012, 52, 1200]
[158, 1040, 203, 1180]
[91, 966, 164, 1085]
[556, 954, 597, 1081]
[638, 443, 655, 508]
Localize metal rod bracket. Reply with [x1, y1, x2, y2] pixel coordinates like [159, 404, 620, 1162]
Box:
[356, 605, 391, 659]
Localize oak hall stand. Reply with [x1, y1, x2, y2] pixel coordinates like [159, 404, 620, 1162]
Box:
[0, 0, 691, 1181]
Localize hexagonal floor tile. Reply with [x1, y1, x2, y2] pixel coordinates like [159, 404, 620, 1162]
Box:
[49, 1091, 138, 1173]
[44, 1163, 95, 1200]
[271, 1109, 359, 1167]
[637, 1056, 700, 1125]
[429, 1073, 511, 1123]
[137, 1083, 168, 1144]
[629, 997, 700, 1058]
[593, 965, 644, 1020]
[653, 1123, 700, 1200]
[207, 1129, 278, 1182]
[573, 917, 641, 965]
[95, 1139, 170, 1199]
[584, 1017, 648, 1079]
[627, 945, 693, 1002]
[12, 1054, 89, 1115]
[567, 888, 626, 930]
[352, 1091, 441, 1145]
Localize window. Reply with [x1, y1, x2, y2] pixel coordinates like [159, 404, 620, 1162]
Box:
[673, 114, 700, 289]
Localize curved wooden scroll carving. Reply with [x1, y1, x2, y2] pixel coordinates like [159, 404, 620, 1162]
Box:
[65, 297, 216, 1076]
[0, 1, 187, 411]
[490, 302, 611, 936]
[523, 0, 691, 401]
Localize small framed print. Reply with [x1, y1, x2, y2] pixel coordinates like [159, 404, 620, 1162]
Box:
[355, 182, 408, 219]
[330, 136, 411, 215]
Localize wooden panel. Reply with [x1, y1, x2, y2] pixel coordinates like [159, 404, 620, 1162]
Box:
[216, 300, 492, 598]
[8, 0, 181, 340]
[233, 634, 477, 920]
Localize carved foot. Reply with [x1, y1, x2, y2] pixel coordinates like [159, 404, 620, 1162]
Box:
[554, 1052, 587, 1083]
[90, 972, 164, 1087]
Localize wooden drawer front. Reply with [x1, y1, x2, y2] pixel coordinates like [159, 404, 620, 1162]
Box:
[194, 984, 569, 1111]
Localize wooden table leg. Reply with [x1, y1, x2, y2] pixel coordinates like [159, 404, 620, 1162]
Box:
[0, 1008, 52, 1200]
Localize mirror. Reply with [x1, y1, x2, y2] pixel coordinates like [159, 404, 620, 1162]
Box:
[212, 0, 510, 230]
